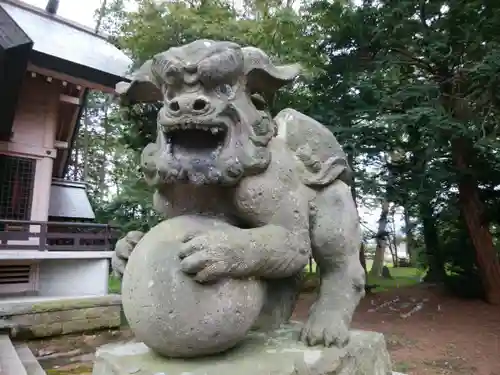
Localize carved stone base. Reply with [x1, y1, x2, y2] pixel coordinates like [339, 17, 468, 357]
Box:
[92, 322, 396, 375]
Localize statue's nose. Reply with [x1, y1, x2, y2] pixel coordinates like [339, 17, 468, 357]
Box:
[166, 96, 211, 116]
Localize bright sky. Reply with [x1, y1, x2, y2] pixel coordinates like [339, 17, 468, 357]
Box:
[22, 0, 403, 239]
[25, 0, 101, 27]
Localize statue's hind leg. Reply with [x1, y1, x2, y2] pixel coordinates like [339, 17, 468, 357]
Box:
[252, 274, 303, 331]
[300, 180, 365, 347]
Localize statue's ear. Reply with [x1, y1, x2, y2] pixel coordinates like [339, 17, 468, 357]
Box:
[246, 63, 301, 103]
[242, 47, 301, 103]
[115, 59, 163, 105]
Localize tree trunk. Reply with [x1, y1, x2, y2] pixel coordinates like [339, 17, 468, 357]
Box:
[347, 151, 367, 275]
[406, 126, 445, 281]
[420, 199, 446, 282]
[403, 205, 416, 266]
[451, 137, 500, 304]
[95, 0, 108, 33]
[390, 208, 399, 266]
[359, 242, 367, 274]
[82, 108, 90, 182]
[73, 132, 79, 181]
[388, 240, 396, 266]
[369, 200, 390, 277]
[98, 95, 111, 193]
[112, 151, 121, 196]
[370, 152, 399, 276]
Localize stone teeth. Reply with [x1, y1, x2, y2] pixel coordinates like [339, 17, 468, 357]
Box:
[165, 123, 225, 133]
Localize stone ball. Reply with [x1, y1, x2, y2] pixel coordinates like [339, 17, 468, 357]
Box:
[121, 215, 266, 358]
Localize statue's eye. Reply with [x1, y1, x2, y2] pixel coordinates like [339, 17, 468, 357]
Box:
[164, 61, 180, 75]
[250, 93, 267, 111]
[215, 84, 234, 97]
[163, 63, 182, 85]
[164, 86, 175, 100]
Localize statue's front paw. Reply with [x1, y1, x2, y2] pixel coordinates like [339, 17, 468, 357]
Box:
[112, 231, 144, 278]
[300, 308, 350, 348]
[178, 231, 246, 283]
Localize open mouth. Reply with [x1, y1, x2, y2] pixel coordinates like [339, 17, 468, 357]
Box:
[164, 122, 228, 158]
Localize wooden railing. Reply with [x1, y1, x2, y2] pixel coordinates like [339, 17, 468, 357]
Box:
[0, 219, 120, 251]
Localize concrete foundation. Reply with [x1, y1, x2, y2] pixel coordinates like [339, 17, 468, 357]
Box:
[38, 258, 110, 297]
[0, 294, 121, 338]
[0, 252, 112, 297]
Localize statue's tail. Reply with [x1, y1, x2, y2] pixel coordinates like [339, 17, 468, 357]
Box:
[274, 108, 353, 188]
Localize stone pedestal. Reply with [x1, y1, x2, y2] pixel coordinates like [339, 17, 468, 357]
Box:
[92, 322, 394, 375]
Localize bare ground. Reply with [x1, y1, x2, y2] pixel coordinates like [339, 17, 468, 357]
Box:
[24, 284, 500, 375]
[293, 284, 500, 375]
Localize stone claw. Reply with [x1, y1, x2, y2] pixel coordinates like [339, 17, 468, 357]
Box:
[178, 242, 199, 260]
[179, 248, 229, 283]
[112, 230, 144, 278]
[300, 309, 350, 348]
[192, 261, 229, 283]
[179, 231, 245, 283]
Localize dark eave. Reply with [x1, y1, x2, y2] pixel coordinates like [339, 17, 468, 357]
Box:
[30, 51, 129, 92]
[0, 4, 32, 140]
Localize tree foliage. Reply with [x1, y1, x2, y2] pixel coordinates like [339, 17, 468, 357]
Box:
[74, 0, 500, 302]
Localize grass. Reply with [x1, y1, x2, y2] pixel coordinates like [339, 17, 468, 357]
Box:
[364, 260, 423, 292]
[367, 266, 422, 293]
[108, 275, 121, 294]
[46, 367, 92, 375]
[393, 361, 416, 373]
[306, 259, 422, 293]
[108, 260, 422, 294]
[304, 260, 318, 274]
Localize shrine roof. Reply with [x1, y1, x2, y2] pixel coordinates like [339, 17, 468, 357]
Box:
[0, 0, 132, 86]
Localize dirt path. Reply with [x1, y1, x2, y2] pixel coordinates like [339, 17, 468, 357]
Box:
[23, 330, 133, 375]
[25, 285, 500, 375]
[293, 285, 500, 375]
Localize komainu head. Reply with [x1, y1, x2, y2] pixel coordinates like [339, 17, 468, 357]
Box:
[116, 40, 301, 185]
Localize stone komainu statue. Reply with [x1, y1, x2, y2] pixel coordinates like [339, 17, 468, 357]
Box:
[113, 40, 365, 349]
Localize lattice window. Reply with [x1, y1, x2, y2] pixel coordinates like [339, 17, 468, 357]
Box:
[0, 262, 39, 294]
[0, 155, 36, 221]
